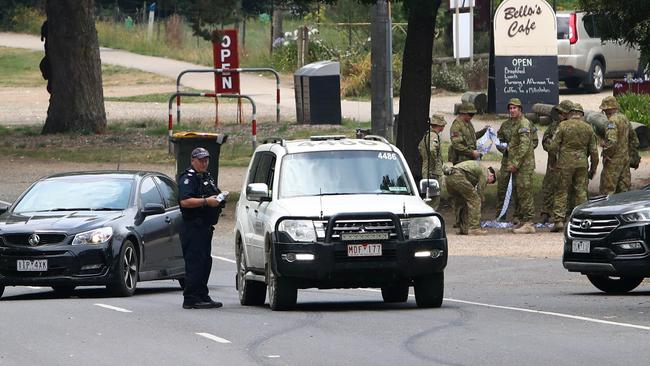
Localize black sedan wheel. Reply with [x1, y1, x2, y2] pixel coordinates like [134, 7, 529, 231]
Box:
[586, 275, 644, 294]
[108, 240, 139, 297]
[52, 285, 76, 297]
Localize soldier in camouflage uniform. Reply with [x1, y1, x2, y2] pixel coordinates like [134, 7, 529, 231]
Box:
[448, 102, 488, 165]
[548, 103, 599, 232]
[540, 100, 574, 224]
[444, 161, 496, 235]
[496, 98, 538, 224]
[418, 114, 446, 210]
[599, 96, 639, 195]
[506, 98, 538, 234]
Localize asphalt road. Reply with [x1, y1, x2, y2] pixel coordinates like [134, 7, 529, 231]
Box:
[2, 238, 650, 365]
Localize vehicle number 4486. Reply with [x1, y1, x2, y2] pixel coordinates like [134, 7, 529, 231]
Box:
[378, 152, 397, 160]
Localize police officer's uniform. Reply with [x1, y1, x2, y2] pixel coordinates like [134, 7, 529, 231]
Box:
[178, 163, 222, 307]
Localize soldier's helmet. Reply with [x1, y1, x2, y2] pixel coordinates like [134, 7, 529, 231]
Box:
[599, 96, 620, 110]
[507, 98, 522, 108]
[430, 114, 447, 126]
[555, 100, 574, 114]
[458, 102, 477, 115]
[570, 103, 584, 114]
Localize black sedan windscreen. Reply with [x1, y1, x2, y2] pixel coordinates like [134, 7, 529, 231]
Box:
[13, 178, 133, 213]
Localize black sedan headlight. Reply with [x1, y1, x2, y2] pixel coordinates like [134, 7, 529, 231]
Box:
[72, 227, 113, 245]
[620, 209, 650, 223]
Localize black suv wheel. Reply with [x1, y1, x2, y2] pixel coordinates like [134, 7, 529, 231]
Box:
[586, 275, 644, 294]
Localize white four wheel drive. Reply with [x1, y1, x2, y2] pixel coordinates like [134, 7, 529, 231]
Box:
[234, 135, 448, 310]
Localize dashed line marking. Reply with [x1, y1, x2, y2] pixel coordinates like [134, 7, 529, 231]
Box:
[196, 332, 232, 344]
[94, 303, 132, 313]
[212, 255, 235, 263]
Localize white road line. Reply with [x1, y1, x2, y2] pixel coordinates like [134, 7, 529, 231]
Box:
[93, 303, 132, 313]
[212, 255, 235, 263]
[196, 332, 232, 344]
[358, 289, 650, 331]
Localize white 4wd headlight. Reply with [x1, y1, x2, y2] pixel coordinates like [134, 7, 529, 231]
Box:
[621, 209, 650, 223]
[72, 227, 113, 245]
[278, 220, 316, 242]
[403, 216, 441, 239]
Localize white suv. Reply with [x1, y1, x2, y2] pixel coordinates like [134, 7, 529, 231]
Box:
[557, 11, 642, 92]
[234, 135, 447, 310]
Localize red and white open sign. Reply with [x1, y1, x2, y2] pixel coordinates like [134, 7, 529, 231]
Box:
[212, 29, 240, 93]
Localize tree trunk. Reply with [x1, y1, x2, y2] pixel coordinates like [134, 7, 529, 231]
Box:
[272, 8, 284, 43]
[42, 0, 106, 134]
[396, 0, 441, 176]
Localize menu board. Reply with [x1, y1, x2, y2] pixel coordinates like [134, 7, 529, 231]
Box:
[495, 55, 558, 112]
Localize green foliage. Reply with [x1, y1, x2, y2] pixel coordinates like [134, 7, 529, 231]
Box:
[616, 93, 650, 126]
[431, 59, 488, 93]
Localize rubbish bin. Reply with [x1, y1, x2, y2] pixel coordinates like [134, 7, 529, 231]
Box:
[294, 61, 341, 124]
[170, 132, 228, 183]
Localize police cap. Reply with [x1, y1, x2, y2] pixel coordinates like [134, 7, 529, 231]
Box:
[191, 147, 210, 159]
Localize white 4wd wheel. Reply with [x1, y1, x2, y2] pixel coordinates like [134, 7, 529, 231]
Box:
[236, 240, 266, 306]
[267, 245, 297, 310]
[414, 272, 444, 308]
[586, 60, 604, 93]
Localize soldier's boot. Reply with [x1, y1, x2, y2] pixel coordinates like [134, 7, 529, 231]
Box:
[539, 213, 550, 224]
[512, 222, 536, 234]
[550, 221, 565, 233]
[468, 228, 488, 235]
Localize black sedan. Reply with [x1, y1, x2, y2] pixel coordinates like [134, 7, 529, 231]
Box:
[563, 187, 650, 293]
[0, 171, 185, 298]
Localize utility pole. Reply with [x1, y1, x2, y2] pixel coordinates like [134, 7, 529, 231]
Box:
[371, 0, 393, 139]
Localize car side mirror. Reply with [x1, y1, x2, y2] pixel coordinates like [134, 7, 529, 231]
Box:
[142, 203, 165, 216]
[247, 183, 271, 202]
[0, 200, 11, 215]
[419, 178, 440, 200]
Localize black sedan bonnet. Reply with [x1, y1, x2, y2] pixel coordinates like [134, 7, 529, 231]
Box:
[0, 211, 124, 234]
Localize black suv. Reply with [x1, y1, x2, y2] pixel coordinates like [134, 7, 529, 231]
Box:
[563, 188, 650, 293]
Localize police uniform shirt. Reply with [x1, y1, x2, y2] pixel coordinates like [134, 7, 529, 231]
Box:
[178, 168, 221, 223]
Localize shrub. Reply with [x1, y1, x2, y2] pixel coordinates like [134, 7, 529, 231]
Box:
[340, 53, 402, 98]
[616, 93, 650, 126]
[431, 59, 488, 92]
[8, 6, 44, 34]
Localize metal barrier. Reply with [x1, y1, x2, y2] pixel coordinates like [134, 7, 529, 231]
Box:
[167, 92, 258, 154]
[175, 67, 280, 124]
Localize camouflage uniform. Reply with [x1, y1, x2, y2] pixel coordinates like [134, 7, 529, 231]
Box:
[548, 105, 599, 224]
[444, 160, 488, 235]
[599, 96, 634, 195]
[418, 115, 446, 210]
[508, 114, 537, 224]
[540, 100, 574, 221]
[448, 102, 487, 165]
[497, 102, 538, 221]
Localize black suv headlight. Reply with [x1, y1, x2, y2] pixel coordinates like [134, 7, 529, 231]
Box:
[621, 209, 650, 223]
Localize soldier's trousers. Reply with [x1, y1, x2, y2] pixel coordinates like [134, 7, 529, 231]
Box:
[446, 170, 481, 234]
[553, 166, 588, 222]
[600, 160, 631, 195]
[541, 163, 556, 216]
[513, 168, 534, 222]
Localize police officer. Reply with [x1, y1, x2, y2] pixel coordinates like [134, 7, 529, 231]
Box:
[178, 147, 227, 309]
[443, 161, 496, 235]
[448, 102, 488, 165]
[599, 96, 639, 195]
[418, 114, 446, 210]
[548, 103, 599, 232]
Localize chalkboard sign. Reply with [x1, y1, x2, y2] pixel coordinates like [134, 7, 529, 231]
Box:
[493, 0, 558, 113]
[495, 56, 558, 112]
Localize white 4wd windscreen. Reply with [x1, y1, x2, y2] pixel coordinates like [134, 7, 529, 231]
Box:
[279, 150, 413, 198]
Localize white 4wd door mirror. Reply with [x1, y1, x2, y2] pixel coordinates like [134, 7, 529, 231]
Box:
[419, 179, 440, 200]
[247, 183, 271, 202]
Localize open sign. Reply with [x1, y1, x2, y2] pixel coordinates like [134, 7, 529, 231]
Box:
[212, 29, 240, 93]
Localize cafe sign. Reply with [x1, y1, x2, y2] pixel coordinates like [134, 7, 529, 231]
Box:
[494, 0, 558, 112]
